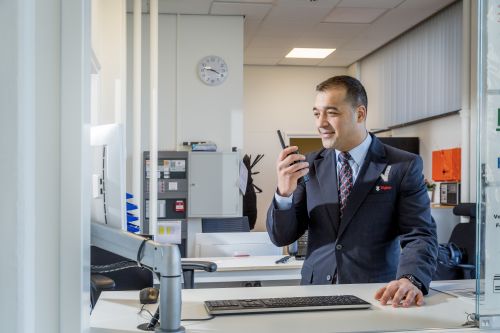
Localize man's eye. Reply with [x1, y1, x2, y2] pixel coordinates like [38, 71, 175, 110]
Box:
[313, 112, 319, 118]
[327, 111, 338, 116]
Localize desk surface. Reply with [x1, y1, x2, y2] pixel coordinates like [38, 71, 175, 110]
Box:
[183, 255, 303, 283]
[90, 282, 478, 333]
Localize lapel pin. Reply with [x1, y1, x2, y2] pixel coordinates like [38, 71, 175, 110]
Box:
[380, 165, 391, 182]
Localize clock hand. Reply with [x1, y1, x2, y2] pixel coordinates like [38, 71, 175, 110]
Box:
[204, 66, 221, 75]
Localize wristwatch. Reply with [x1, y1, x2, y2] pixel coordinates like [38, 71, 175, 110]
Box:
[399, 274, 423, 291]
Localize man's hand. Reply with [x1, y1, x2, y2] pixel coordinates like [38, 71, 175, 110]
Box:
[276, 146, 309, 197]
[374, 278, 424, 307]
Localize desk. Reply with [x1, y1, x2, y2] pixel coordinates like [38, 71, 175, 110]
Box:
[183, 255, 302, 286]
[90, 282, 479, 333]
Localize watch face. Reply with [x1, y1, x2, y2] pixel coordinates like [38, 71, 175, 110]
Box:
[198, 56, 228, 86]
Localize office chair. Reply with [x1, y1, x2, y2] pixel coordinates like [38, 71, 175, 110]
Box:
[433, 203, 476, 280]
[90, 246, 217, 309]
[201, 216, 250, 233]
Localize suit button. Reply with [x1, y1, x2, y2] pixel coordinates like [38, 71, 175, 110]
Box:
[326, 274, 332, 281]
[336, 244, 343, 250]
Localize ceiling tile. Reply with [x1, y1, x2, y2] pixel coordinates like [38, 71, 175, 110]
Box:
[245, 47, 290, 58]
[355, 7, 436, 42]
[265, 5, 332, 23]
[257, 20, 317, 37]
[398, 0, 456, 10]
[275, 0, 341, 8]
[318, 48, 367, 66]
[246, 36, 298, 49]
[278, 57, 324, 66]
[210, 2, 272, 21]
[244, 57, 281, 65]
[337, 0, 405, 8]
[323, 7, 387, 23]
[220, 0, 273, 3]
[303, 22, 369, 39]
[244, 19, 263, 48]
[158, 0, 212, 14]
[292, 37, 346, 49]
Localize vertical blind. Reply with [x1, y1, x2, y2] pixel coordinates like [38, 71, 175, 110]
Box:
[361, 1, 462, 130]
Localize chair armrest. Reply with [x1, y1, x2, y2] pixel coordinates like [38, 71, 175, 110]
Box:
[181, 261, 217, 289]
[181, 261, 217, 273]
[91, 274, 116, 290]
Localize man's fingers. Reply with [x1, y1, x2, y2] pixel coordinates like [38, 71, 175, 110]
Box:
[281, 153, 306, 168]
[415, 291, 424, 306]
[278, 146, 299, 161]
[379, 283, 398, 305]
[402, 289, 416, 308]
[374, 286, 386, 300]
[391, 287, 409, 308]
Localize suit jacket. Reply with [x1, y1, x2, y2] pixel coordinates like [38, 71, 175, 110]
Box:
[267, 134, 438, 294]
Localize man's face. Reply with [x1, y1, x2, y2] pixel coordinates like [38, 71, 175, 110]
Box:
[313, 87, 366, 151]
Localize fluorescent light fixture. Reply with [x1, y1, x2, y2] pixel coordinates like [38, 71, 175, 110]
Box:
[285, 48, 335, 59]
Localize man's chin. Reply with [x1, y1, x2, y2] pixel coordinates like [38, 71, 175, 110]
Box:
[321, 138, 336, 149]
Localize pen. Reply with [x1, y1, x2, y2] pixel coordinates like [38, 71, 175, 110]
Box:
[275, 255, 291, 264]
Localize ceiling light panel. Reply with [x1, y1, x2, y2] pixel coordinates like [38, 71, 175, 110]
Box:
[324, 7, 387, 23]
[286, 48, 335, 58]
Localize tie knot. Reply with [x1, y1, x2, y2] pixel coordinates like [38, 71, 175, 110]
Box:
[339, 151, 351, 164]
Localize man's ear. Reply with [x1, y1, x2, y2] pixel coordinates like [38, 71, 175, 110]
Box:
[356, 105, 367, 123]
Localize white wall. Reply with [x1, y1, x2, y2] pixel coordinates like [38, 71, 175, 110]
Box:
[0, 2, 22, 331]
[243, 65, 347, 231]
[91, 0, 127, 125]
[125, 14, 244, 195]
[377, 114, 463, 185]
[1, 0, 89, 332]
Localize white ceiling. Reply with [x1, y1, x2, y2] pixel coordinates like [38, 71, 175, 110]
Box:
[129, 0, 458, 67]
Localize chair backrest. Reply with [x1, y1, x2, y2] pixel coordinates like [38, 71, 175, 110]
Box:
[194, 232, 282, 257]
[433, 203, 477, 280]
[201, 216, 250, 233]
[91, 246, 153, 290]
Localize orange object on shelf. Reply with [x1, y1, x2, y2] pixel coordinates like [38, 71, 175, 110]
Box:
[432, 148, 461, 182]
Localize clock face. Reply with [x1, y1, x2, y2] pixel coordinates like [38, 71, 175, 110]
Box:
[198, 56, 228, 86]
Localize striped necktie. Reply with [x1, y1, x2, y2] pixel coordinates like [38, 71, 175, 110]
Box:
[338, 151, 353, 218]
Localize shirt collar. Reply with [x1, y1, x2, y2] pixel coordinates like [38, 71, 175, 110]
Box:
[335, 132, 372, 167]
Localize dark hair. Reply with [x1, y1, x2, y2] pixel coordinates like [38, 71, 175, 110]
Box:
[316, 75, 368, 111]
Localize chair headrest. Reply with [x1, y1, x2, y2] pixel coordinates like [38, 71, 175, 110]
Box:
[453, 203, 476, 218]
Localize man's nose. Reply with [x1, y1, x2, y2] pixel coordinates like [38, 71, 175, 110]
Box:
[316, 112, 328, 127]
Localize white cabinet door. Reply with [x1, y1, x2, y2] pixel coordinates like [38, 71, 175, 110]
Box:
[188, 152, 241, 217]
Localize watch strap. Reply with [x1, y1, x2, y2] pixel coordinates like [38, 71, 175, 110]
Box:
[399, 274, 423, 291]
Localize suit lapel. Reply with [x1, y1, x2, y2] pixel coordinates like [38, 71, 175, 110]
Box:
[313, 149, 340, 233]
[337, 136, 388, 239]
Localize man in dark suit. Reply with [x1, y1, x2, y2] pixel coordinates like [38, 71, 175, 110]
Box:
[267, 75, 438, 308]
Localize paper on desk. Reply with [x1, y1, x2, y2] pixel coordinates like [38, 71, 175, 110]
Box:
[156, 220, 182, 244]
[239, 160, 248, 194]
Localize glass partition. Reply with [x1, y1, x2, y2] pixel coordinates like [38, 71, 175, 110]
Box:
[476, 0, 500, 328]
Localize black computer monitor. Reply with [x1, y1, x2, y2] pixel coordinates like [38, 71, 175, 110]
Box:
[378, 137, 419, 155]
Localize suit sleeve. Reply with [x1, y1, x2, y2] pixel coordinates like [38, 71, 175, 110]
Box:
[266, 176, 310, 247]
[395, 155, 438, 295]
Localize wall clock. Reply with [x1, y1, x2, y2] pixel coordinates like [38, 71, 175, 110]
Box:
[198, 55, 228, 86]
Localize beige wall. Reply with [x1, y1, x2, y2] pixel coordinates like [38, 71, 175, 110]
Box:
[243, 65, 347, 231]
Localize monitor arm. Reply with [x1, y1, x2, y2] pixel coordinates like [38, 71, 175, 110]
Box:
[91, 221, 185, 333]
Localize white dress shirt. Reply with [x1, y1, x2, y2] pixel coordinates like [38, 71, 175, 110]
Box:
[275, 133, 372, 210]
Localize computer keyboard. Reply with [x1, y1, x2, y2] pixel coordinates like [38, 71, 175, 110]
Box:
[204, 295, 371, 315]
